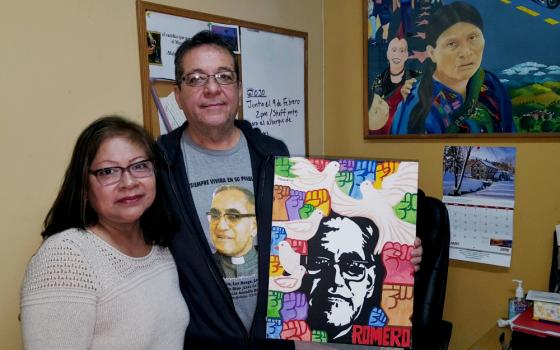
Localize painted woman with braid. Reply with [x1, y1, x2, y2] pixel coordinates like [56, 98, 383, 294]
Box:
[391, 1, 514, 134]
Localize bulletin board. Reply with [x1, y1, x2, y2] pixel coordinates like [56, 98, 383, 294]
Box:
[136, 1, 308, 156]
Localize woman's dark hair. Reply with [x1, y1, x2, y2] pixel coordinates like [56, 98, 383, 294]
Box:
[42, 115, 177, 246]
[408, 1, 484, 133]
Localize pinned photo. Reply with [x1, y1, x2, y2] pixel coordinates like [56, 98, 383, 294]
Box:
[147, 31, 162, 65]
[211, 24, 240, 53]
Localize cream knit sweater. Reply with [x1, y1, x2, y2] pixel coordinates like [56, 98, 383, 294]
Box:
[20, 228, 189, 350]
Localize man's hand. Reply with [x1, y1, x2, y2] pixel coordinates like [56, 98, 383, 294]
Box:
[400, 77, 417, 101]
[286, 189, 305, 220]
[272, 185, 291, 220]
[382, 242, 415, 284]
[335, 171, 354, 195]
[338, 159, 355, 172]
[381, 284, 414, 326]
[304, 189, 330, 215]
[350, 160, 376, 197]
[411, 236, 423, 272]
[280, 320, 311, 341]
[280, 292, 308, 321]
[275, 157, 292, 177]
[309, 158, 330, 172]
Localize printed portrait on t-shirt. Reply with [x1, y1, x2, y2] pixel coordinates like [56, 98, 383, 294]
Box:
[207, 185, 258, 278]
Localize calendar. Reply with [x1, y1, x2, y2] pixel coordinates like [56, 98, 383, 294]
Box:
[443, 146, 516, 267]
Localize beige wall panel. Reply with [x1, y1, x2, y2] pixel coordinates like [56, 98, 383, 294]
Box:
[0, 1, 323, 348]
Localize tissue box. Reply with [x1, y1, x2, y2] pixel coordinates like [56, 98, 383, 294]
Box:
[533, 302, 560, 323]
[527, 290, 560, 324]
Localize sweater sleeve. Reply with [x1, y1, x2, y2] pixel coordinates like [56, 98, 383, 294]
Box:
[20, 234, 98, 350]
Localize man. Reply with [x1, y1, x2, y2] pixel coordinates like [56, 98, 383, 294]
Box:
[157, 30, 422, 350]
[303, 211, 386, 344]
[209, 185, 258, 278]
[157, 30, 292, 350]
[370, 36, 419, 134]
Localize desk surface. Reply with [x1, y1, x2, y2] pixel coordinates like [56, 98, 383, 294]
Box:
[468, 325, 511, 350]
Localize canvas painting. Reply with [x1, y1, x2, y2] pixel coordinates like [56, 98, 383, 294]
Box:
[266, 157, 419, 347]
[365, 0, 560, 137]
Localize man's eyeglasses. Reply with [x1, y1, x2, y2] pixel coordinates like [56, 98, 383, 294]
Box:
[206, 209, 256, 226]
[307, 255, 372, 282]
[181, 71, 238, 87]
[89, 160, 154, 186]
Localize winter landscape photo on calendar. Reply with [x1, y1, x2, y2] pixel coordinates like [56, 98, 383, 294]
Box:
[443, 146, 516, 203]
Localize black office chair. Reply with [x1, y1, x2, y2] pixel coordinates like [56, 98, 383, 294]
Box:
[412, 190, 453, 350]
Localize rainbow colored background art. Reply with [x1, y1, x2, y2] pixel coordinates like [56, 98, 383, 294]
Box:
[266, 157, 419, 347]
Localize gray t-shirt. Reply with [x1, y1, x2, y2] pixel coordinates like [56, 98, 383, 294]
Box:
[181, 131, 258, 332]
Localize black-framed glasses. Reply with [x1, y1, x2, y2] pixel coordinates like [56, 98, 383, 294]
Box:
[206, 209, 255, 226]
[88, 159, 154, 186]
[307, 255, 372, 282]
[181, 71, 238, 87]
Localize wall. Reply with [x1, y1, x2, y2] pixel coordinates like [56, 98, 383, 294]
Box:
[324, 0, 560, 349]
[4, 1, 559, 349]
[0, 0, 323, 348]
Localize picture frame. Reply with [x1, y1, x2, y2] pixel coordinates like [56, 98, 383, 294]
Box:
[363, 0, 560, 139]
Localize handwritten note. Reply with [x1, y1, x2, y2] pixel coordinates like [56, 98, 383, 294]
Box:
[240, 28, 306, 156]
[245, 88, 302, 130]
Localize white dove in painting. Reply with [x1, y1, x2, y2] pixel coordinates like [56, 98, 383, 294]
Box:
[331, 161, 418, 254]
[272, 208, 324, 241]
[275, 158, 340, 193]
[278, 241, 302, 275]
[269, 265, 306, 293]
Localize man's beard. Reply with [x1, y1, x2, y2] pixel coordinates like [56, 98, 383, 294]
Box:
[309, 295, 358, 330]
[323, 296, 356, 327]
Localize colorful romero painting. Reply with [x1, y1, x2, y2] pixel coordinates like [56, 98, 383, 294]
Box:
[365, 0, 560, 137]
[266, 157, 418, 347]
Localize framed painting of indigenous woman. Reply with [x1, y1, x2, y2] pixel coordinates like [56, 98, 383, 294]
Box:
[364, 0, 560, 138]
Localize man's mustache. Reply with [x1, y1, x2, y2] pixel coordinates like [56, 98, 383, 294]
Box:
[326, 295, 353, 306]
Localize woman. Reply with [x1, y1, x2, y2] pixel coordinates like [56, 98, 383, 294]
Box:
[20, 116, 189, 349]
[391, 1, 514, 134]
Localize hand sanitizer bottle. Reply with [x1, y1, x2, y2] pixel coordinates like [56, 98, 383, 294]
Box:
[508, 279, 529, 319]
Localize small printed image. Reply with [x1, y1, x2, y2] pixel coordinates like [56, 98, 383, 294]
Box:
[147, 31, 162, 65]
[490, 239, 513, 248]
[211, 24, 240, 53]
[443, 146, 515, 200]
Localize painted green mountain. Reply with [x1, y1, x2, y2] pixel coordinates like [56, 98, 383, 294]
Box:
[543, 81, 560, 92]
[509, 82, 560, 106]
